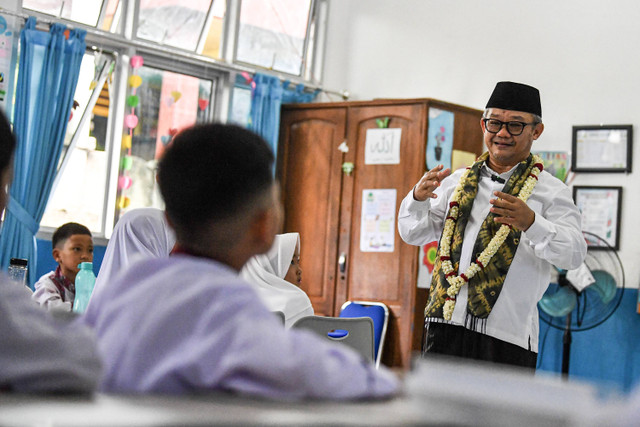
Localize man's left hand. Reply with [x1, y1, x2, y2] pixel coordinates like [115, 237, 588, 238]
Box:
[490, 191, 535, 231]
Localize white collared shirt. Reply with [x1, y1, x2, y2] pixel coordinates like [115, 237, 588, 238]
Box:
[398, 163, 587, 351]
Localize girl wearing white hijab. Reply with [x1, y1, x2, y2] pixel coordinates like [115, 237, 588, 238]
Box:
[91, 208, 176, 302]
[241, 233, 314, 328]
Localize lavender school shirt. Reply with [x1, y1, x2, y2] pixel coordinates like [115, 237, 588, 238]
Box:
[82, 254, 399, 399]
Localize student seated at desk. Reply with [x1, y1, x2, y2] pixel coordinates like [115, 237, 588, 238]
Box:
[32, 222, 93, 311]
[241, 232, 314, 328]
[0, 109, 101, 393]
[82, 123, 399, 399]
[90, 207, 175, 305]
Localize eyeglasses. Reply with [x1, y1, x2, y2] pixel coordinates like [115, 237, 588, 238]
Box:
[482, 118, 538, 136]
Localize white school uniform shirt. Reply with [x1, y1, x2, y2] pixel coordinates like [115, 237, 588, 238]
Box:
[398, 163, 587, 351]
[240, 233, 314, 327]
[90, 207, 175, 305]
[82, 254, 399, 399]
[32, 269, 75, 311]
[0, 274, 102, 392]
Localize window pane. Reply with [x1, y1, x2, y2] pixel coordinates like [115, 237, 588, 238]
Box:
[117, 64, 214, 220]
[98, 0, 122, 32]
[236, 0, 311, 75]
[23, 0, 106, 28]
[41, 52, 114, 233]
[136, 0, 212, 50]
[228, 74, 252, 128]
[200, 0, 226, 59]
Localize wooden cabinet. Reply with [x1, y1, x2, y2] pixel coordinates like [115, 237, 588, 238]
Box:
[277, 99, 483, 368]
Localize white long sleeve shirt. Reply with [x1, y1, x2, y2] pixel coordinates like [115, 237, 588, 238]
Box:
[398, 163, 587, 351]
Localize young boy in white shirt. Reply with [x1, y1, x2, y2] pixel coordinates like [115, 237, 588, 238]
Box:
[32, 222, 94, 311]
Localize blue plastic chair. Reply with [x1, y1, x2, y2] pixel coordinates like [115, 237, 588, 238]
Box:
[339, 301, 389, 368]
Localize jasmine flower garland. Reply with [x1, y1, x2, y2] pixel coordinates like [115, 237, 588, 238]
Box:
[440, 155, 544, 320]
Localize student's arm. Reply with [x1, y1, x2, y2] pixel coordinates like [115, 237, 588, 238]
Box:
[32, 274, 73, 311]
[198, 285, 400, 400]
[0, 277, 102, 393]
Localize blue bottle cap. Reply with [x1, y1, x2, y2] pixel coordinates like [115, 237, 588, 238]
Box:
[78, 262, 93, 269]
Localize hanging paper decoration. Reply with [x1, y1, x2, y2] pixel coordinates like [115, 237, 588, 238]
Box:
[198, 98, 209, 111]
[117, 55, 144, 216]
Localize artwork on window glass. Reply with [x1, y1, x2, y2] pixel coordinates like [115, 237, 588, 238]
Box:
[115, 63, 213, 220]
[426, 108, 454, 171]
[236, 0, 311, 75]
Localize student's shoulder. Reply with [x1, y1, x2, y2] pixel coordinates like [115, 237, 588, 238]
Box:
[33, 270, 56, 286]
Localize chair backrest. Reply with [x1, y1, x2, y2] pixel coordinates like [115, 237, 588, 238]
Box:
[291, 315, 374, 363]
[339, 301, 389, 368]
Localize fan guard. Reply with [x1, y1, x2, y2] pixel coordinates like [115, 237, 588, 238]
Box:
[539, 231, 625, 332]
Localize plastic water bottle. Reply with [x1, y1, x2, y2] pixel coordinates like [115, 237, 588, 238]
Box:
[73, 262, 96, 313]
[8, 258, 28, 287]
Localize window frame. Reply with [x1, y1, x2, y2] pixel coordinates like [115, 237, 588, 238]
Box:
[13, 0, 328, 240]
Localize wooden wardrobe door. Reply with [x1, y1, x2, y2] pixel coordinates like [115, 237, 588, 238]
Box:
[277, 107, 347, 316]
[337, 103, 427, 368]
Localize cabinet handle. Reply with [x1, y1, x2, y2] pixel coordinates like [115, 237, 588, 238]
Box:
[338, 252, 347, 273]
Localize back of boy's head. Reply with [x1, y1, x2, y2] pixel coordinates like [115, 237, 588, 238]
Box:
[158, 123, 275, 244]
[53, 222, 92, 249]
[0, 109, 16, 177]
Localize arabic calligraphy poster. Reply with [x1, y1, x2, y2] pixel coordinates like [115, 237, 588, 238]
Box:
[360, 189, 396, 252]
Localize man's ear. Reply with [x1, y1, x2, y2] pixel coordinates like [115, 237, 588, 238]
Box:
[532, 122, 545, 140]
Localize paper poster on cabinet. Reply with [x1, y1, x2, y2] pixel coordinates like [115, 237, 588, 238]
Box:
[364, 128, 401, 164]
[426, 108, 454, 170]
[360, 189, 396, 252]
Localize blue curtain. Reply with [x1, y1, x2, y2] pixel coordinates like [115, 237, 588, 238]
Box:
[249, 73, 319, 161]
[0, 18, 86, 286]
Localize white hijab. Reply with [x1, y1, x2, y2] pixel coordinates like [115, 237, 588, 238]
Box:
[240, 233, 314, 328]
[92, 208, 176, 300]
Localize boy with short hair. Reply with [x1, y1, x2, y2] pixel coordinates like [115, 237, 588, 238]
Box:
[83, 123, 399, 399]
[32, 222, 94, 311]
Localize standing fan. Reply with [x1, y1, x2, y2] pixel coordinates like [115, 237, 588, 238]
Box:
[538, 231, 625, 376]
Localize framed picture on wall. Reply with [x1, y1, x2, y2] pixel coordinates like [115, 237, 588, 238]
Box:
[571, 125, 632, 173]
[573, 186, 622, 250]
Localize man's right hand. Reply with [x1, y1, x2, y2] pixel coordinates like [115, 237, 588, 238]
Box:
[413, 165, 451, 201]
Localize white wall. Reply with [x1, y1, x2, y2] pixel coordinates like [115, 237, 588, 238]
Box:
[323, 0, 640, 289]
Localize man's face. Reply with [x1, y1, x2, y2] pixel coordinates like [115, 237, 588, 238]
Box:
[481, 108, 544, 172]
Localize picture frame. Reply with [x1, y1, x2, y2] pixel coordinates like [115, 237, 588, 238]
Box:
[573, 186, 622, 250]
[571, 125, 632, 173]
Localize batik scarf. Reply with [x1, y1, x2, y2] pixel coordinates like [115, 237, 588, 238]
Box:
[424, 152, 538, 323]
